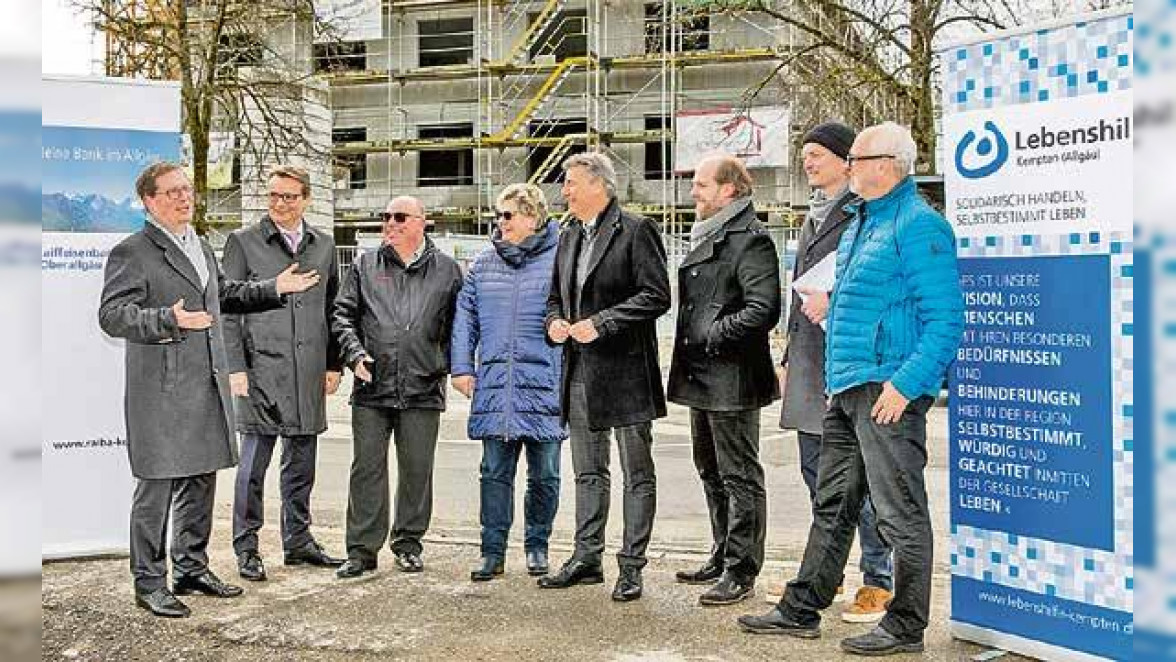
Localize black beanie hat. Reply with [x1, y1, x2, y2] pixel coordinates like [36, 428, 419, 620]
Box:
[802, 121, 856, 161]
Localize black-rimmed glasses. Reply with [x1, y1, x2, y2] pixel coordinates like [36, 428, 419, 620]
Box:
[846, 154, 895, 166]
[269, 192, 304, 204]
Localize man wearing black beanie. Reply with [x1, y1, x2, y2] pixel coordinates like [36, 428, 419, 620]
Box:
[761, 121, 895, 625]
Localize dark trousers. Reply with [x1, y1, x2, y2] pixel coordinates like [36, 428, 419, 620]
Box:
[232, 433, 318, 555]
[479, 438, 562, 560]
[798, 430, 893, 591]
[690, 408, 767, 582]
[345, 406, 440, 561]
[129, 473, 215, 593]
[781, 382, 935, 640]
[567, 381, 657, 569]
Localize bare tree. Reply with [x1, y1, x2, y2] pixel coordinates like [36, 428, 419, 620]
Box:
[78, 0, 333, 234]
[680, 0, 1029, 173]
[689, 0, 1128, 172]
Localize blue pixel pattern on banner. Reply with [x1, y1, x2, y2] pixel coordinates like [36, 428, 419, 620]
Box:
[944, 16, 1131, 114]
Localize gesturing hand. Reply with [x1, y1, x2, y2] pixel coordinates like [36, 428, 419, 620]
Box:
[275, 263, 321, 295]
[172, 298, 213, 330]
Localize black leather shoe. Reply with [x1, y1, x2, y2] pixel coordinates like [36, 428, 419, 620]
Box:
[699, 573, 755, 606]
[135, 588, 190, 618]
[172, 571, 244, 598]
[470, 557, 505, 582]
[237, 551, 267, 582]
[737, 607, 821, 638]
[536, 559, 604, 589]
[393, 550, 424, 573]
[335, 557, 377, 579]
[675, 559, 723, 585]
[840, 625, 924, 656]
[611, 566, 643, 602]
[525, 550, 549, 576]
[284, 541, 345, 568]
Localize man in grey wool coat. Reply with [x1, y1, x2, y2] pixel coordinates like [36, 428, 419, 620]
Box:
[99, 161, 319, 618]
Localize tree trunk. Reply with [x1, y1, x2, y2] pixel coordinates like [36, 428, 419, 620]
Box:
[909, 0, 937, 174]
[191, 127, 210, 236]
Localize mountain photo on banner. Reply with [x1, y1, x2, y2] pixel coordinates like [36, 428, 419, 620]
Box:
[42, 126, 180, 233]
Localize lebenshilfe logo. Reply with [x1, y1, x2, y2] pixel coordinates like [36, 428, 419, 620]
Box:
[955, 121, 1009, 180]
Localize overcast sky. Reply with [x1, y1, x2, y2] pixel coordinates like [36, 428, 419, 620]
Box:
[41, 0, 101, 75]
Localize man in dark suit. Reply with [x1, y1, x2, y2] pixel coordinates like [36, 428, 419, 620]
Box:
[99, 162, 319, 618]
[538, 152, 671, 602]
[668, 154, 780, 607]
[223, 165, 345, 582]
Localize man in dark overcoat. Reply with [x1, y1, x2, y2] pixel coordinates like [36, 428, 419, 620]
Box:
[538, 152, 671, 602]
[223, 165, 345, 582]
[668, 154, 780, 607]
[99, 162, 320, 618]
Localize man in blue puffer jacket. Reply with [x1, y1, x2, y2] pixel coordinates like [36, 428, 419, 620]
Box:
[450, 184, 567, 583]
[739, 122, 963, 656]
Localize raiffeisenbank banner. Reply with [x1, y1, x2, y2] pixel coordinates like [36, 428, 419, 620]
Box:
[940, 10, 1132, 661]
[42, 76, 181, 558]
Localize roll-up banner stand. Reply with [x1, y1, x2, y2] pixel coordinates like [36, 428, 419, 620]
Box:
[939, 9, 1133, 661]
[42, 76, 182, 559]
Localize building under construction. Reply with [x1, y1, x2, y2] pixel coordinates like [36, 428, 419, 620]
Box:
[105, 0, 905, 255]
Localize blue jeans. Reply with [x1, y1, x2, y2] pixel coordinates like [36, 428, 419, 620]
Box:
[479, 438, 562, 560]
[798, 430, 893, 591]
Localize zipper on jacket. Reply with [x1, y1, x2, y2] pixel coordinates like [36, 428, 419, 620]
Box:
[505, 263, 521, 441]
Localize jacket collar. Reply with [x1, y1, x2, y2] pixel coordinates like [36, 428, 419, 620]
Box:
[379, 235, 435, 271]
[851, 176, 916, 218]
[493, 219, 559, 267]
[578, 197, 623, 282]
[143, 220, 205, 292]
[681, 200, 757, 269]
[809, 188, 858, 246]
[261, 215, 315, 247]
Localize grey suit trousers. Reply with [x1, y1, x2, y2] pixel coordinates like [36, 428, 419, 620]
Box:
[567, 377, 657, 570]
[130, 473, 216, 593]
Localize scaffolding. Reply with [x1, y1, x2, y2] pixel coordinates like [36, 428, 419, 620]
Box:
[320, 0, 904, 259]
[103, 0, 906, 252]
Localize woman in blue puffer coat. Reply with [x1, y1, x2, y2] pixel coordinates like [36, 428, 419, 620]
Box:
[450, 183, 566, 582]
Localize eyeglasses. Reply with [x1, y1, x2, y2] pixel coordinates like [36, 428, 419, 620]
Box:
[494, 210, 516, 222]
[158, 185, 194, 201]
[269, 192, 304, 204]
[846, 154, 895, 166]
[380, 211, 423, 223]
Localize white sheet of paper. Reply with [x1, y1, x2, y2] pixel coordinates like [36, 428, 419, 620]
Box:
[790, 252, 837, 331]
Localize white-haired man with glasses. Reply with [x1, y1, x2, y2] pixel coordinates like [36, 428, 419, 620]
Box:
[331, 195, 463, 579]
[738, 122, 963, 656]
